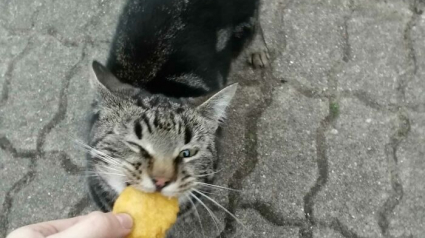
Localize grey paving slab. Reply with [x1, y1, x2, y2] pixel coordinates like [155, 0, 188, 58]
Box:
[406, 15, 425, 112]
[1, 0, 425, 238]
[44, 58, 96, 169]
[388, 111, 425, 237]
[313, 227, 344, 238]
[338, 0, 412, 107]
[271, 0, 349, 91]
[0, 27, 28, 61]
[0, 149, 30, 214]
[33, 0, 122, 44]
[241, 86, 327, 219]
[0, 0, 45, 31]
[7, 152, 87, 233]
[235, 208, 299, 238]
[0, 26, 29, 108]
[0, 35, 83, 150]
[313, 98, 396, 238]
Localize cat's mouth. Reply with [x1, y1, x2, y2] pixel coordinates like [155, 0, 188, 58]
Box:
[130, 180, 190, 199]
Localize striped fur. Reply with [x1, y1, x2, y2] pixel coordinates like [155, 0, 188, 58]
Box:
[86, 0, 259, 219]
[87, 63, 237, 216]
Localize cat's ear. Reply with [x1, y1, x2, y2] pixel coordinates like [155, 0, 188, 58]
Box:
[196, 83, 238, 123]
[90, 60, 140, 98]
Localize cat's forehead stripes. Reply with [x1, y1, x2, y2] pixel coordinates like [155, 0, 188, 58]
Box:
[184, 126, 192, 144]
[134, 120, 142, 139]
[140, 113, 152, 133]
[131, 108, 196, 151]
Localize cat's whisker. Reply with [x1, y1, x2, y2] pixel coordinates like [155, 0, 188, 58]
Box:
[196, 188, 217, 195]
[80, 146, 122, 165]
[93, 153, 122, 166]
[87, 171, 127, 177]
[87, 167, 125, 175]
[84, 172, 132, 185]
[84, 170, 131, 181]
[195, 182, 241, 192]
[185, 194, 205, 238]
[189, 192, 221, 234]
[193, 189, 246, 229]
[98, 164, 125, 174]
[74, 140, 128, 166]
[194, 169, 223, 178]
[74, 140, 92, 150]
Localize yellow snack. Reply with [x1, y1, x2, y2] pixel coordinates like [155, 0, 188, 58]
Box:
[113, 187, 179, 238]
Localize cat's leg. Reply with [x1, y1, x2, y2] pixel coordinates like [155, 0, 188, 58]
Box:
[243, 10, 270, 69]
[228, 16, 257, 60]
[231, 14, 270, 69]
[246, 26, 270, 69]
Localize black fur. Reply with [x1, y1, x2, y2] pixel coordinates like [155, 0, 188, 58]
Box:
[106, 0, 259, 98]
[89, 0, 259, 214]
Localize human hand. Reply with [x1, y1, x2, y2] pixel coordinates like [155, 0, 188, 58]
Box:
[6, 211, 133, 238]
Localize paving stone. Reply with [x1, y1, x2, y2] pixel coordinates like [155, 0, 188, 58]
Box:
[411, 6, 425, 71]
[314, 97, 396, 238]
[0, 0, 46, 31]
[388, 111, 425, 237]
[0, 26, 29, 60]
[338, 1, 412, 106]
[242, 86, 328, 219]
[44, 62, 94, 169]
[0, 149, 30, 214]
[170, 207, 224, 238]
[82, 0, 124, 43]
[0, 35, 83, 150]
[406, 16, 425, 111]
[353, 0, 411, 12]
[234, 208, 298, 238]
[0, 26, 30, 132]
[34, 0, 122, 44]
[405, 72, 425, 113]
[7, 152, 87, 233]
[313, 227, 344, 238]
[271, 0, 349, 90]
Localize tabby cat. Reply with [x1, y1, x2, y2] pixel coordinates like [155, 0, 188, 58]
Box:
[87, 0, 260, 218]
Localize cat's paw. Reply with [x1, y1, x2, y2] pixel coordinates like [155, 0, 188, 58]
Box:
[248, 49, 269, 69]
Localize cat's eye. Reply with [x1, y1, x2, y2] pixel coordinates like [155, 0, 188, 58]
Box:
[179, 149, 197, 158]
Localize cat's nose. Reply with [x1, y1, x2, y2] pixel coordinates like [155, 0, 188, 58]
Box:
[152, 177, 171, 191]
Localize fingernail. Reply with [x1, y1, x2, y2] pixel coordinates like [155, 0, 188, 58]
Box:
[116, 213, 133, 229]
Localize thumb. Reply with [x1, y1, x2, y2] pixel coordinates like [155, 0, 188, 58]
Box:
[48, 212, 133, 238]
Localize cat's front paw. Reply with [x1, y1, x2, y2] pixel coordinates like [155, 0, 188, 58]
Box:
[248, 49, 269, 69]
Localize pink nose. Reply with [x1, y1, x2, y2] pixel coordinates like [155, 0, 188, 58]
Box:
[153, 177, 171, 190]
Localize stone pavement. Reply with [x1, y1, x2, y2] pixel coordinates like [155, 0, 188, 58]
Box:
[1, 0, 425, 237]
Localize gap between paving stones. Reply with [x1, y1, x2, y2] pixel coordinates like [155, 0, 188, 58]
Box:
[218, 68, 277, 238]
[375, 1, 419, 237]
[0, 39, 34, 108]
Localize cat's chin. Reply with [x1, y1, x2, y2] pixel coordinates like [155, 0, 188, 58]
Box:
[161, 191, 180, 198]
[132, 184, 156, 194]
[160, 182, 181, 197]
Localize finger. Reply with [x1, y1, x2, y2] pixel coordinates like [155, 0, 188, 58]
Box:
[47, 212, 133, 238]
[7, 215, 87, 238]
